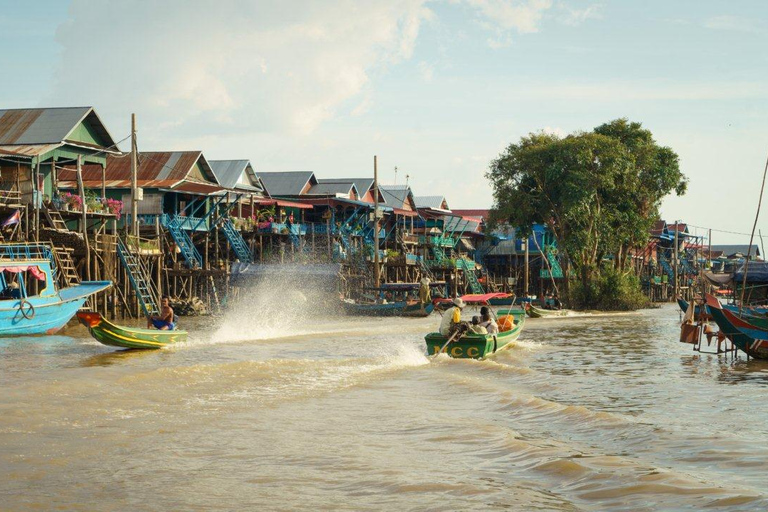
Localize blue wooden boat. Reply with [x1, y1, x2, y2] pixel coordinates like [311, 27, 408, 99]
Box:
[677, 298, 712, 320]
[0, 244, 111, 335]
[342, 300, 434, 317]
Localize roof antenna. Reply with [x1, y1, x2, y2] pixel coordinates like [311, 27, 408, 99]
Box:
[405, 174, 410, 187]
[394, 166, 398, 185]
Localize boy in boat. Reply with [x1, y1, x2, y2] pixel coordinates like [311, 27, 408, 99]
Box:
[148, 296, 175, 330]
[469, 316, 488, 334]
[479, 306, 499, 335]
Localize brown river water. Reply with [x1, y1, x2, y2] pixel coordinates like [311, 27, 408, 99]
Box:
[2, 293, 768, 511]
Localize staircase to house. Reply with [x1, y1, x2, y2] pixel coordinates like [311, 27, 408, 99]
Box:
[52, 246, 80, 287]
[220, 218, 252, 264]
[166, 216, 203, 268]
[456, 258, 484, 294]
[117, 237, 159, 318]
[541, 245, 564, 278]
[42, 206, 70, 232]
[658, 253, 675, 285]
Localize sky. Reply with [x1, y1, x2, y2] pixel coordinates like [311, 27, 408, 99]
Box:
[1, 0, 767, 245]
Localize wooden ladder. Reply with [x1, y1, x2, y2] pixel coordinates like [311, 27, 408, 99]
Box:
[43, 206, 70, 232]
[53, 246, 80, 286]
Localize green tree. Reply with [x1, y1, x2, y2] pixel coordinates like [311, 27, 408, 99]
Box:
[487, 119, 686, 309]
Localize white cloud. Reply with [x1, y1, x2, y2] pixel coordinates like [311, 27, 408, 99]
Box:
[418, 61, 435, 81]
[467, 0, 553, 34]
[703, 15, 760, 33]
[559, 3, 601, 26]
[51, 0, 434, 140]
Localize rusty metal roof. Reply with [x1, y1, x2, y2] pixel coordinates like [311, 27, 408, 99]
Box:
[0, 107, 117, 149]
[61, 151, 223, 194]
[0, 143, 63, 157]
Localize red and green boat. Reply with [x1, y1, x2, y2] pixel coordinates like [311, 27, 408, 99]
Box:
[425, 308, 526, 359]
[77, 311, 188, 350]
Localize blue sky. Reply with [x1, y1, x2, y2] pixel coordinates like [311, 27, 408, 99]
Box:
[1, 1, 767, 245]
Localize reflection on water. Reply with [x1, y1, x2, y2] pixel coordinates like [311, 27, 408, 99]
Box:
[1, 303, 768, 510]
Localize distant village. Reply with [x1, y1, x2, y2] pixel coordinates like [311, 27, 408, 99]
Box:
[0, 106, 756, 319]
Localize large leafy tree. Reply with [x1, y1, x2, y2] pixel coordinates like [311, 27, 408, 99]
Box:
[487, 119, 686, 296]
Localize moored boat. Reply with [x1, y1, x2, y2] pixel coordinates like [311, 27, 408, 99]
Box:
[342, 299, 434, 317]
[0, 244, 111, 335]
[677, 298, 712, 321]
[425, 308, 525, 359]
[77, 311, 188, 349]
[525, 303, 569, 318]
[705, 294, 768, 359]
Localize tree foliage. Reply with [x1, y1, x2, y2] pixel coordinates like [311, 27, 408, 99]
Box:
[487, 119, 687, 309]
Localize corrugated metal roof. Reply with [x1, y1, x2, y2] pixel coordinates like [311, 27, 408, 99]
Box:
[414, 195, 449, 209]
[257, 171, 315, 196]
[306, 182, 358, 197]
[66, 151, 221, 194]
[451, 209, 489, 220]
[709, 245, 761, 258]
[209, 159, 265, 194]
[0, 143, 62, 157]
[380, 185, 414, 210]
[0, 107, 117, 149]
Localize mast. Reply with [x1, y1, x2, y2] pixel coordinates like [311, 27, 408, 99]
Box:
[739, 152, 768, 313]
[131, 113, 138, 237]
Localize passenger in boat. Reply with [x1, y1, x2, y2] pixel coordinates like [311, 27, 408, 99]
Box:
[470, 316, 488, 334]
[552, 294, 562, 310]
[439, 297, 466, 336]
[148, 296, 175, 330]
[479, 306, 499, 335]
[0, 281, 21, 300]
[419, 277, 431, 304]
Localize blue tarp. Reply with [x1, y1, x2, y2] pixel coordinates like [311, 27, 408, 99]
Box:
[732, 261, 768, 284]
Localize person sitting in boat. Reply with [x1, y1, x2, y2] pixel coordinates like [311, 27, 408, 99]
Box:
[469, 316, 488, 334]
[148, 296, 175, 331]
[479, 306, 499, 335]
[551, 294, 562, 310]
[0, 281, 21, 300]
[439, 297, 466, 336]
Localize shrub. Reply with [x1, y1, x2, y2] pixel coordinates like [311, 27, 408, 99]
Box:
[570, 268, 649, 311]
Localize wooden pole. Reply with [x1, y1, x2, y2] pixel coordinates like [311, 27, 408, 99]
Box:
[34, 159, 40, 241]
[524, 236, 529, 296]
[373, 155, 380, 292]
[101, 163, 106, 202]
[131, 113, 139, 237]
[673, 222, 679, 300]
[739, 151, 768, 312]
[77, 156, 91, 281]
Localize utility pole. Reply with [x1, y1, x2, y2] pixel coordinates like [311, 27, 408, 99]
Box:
[673, 220, 679, 300]
[77, 156, 91, 281]
[131, 113, 138, 237]
[373, 156, 380, 293]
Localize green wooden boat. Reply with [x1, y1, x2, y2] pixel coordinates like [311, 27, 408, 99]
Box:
[425, 308, 526, 359]
[77, 311, 188, 349]
[525, 303, 570, 318]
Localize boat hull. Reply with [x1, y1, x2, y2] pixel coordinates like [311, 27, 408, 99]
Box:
[705, 294, 768, 359]
[77, 312, 188, 350]
[677, 298, 712, 321]
[425, 309, 525, 359]
[525, 303, 569, 318]
[0, 280, 111, 336]
[343, 301, 434, 317]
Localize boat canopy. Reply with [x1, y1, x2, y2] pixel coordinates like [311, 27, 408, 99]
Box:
[0, 265, 45, 280]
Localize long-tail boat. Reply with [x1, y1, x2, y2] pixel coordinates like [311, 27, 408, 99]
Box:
[341, 300, 434, 317]
[0, 244, 111, 335]
[704, 293, 768, 359]
[425, 308, 525, 359]
[525, 302, 569, 318]
[77, 311, 188, 349]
